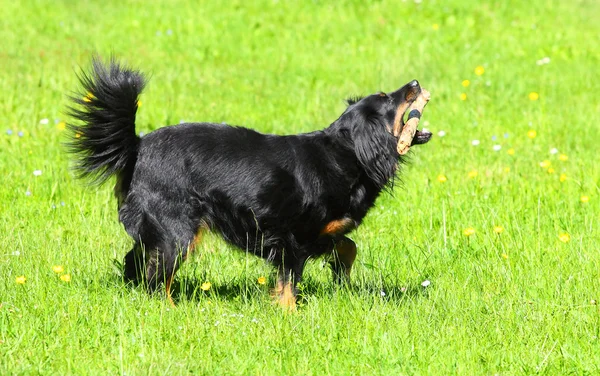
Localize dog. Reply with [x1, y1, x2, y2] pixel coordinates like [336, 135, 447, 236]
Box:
[67, 57, 432, 309]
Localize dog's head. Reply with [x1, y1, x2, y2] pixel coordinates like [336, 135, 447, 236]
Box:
[331, 80, 432, 188]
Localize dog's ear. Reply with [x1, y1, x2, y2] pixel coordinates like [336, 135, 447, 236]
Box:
[351, 112, 398, 188]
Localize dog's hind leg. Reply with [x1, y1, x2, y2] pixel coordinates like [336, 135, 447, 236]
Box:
[330, 236, 357, 284]
[123, 242, 145, 285]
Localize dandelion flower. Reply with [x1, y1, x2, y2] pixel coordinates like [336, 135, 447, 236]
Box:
[581, 195, 590, 203]
[83, 92, 94, 102]
[559, 154, 568, 161]
[437, 174, 447, 183]
[547, 167, 555, 174]
[462, 80, 470, 87]
[75, 132, 82, 139]
[16, 276, 26, 284]
[539, 160, 551, 169]
[527, 130, 537, 139]
[475, 66, 485, 75]
[201, 282, 211, 291]
[56, 121, 66, 131]
[468, 170, 478, 178]
[60, 274, 71, 282]
[528, 92, 539, 101]
[503, 167, 511, 173]
[507, 148, 515, 156]
[501, 253, 509, 259]
[463, 227, 476, 237]
[558, 233, 570, 243]
[257, 276, 267, 285]
[432, 23, 439, 30]
[52, 265, 64, 274]
[137, 100, 143, 107]
[559, 173, 567, 182]
[494, 226, 504, 234]
[460, 93, 467, 101]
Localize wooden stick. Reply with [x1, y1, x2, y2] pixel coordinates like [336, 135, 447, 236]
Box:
[397, 89, 430, 155]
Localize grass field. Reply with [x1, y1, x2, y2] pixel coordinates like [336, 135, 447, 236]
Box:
[2, 0, 600, 374]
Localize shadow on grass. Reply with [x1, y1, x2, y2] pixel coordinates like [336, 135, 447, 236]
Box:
[105, 258, 432, 306]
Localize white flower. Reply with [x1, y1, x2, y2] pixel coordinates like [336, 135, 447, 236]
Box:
[421, 280, 431, 287]
[493, 145, 502, 151]
[437, 130, 446, 137]
[550, 148, 558, 154]
[536, 57, 551, 65]
[471, 139, 480, 146]
[39, 118, 49, 125]
[33, 170, 42, 176]
[380, 290, 386, 297]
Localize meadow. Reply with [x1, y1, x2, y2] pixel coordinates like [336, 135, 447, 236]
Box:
[1, 0, 599, 374]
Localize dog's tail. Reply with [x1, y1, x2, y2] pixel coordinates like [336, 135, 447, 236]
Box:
[66, 57, 146, 185]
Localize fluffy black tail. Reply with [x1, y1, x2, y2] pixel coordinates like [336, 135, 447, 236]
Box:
[66, 57, 146, 185]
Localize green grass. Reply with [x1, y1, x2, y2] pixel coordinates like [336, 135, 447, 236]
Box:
[2, 0, 600, 374]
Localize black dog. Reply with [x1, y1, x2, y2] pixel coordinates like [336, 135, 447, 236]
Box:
[67, 58, 432, 308]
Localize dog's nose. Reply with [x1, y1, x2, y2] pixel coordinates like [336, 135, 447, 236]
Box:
[408, 80, 419, 88]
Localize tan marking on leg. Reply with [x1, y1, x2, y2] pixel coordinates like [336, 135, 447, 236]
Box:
[320, 218, 356, 236]
[186, 223, 208, 260]
[278, 281, 297, 311]
[333, 237, 357, 281]
[165, 274, 176, 307]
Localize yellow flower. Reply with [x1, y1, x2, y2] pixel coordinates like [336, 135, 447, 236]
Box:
[16, 276, 26, 284]
[475, 66, 485, 75]
[503, 167, 511, 173]
[528, 92, 539, 101]
[558, 233, 570, 243]
[501, 253, 509, 259]
[527, 130, 537, 139]
[581, 195, 590, 203]
[463, 227, 476, 237]
[462, 80, 470, 87]
[559, 173, 567, 182]
[547, 167, 555, 174]
[75, 132, 82, 139]
[437, 174, 447, 183]
[507, 148, 515, 156]
[137, 100, 142, 107]
[56, 121, 66, 131]
[468, 170, 478, 178]
[83, 92, 94, 103]
[432, 23, 439, 30]
[52, 265, 64, 274]
[60, 274, 71, 282]
[460, 93, 467, 101]
[257, 276, 267, 285]
[539, 160, 551, 169]
[201, 282, 211, 291]
[494, 226, 504, 234]
[559, 154, 568, 161]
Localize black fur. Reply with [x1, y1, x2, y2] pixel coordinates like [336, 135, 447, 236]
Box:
[67, 57, 431, 301]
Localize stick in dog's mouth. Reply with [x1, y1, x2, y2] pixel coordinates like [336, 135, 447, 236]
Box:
[394, 88, 432, 155]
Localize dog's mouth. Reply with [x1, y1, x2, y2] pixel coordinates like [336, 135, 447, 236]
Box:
[391, 80, 433, 154]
